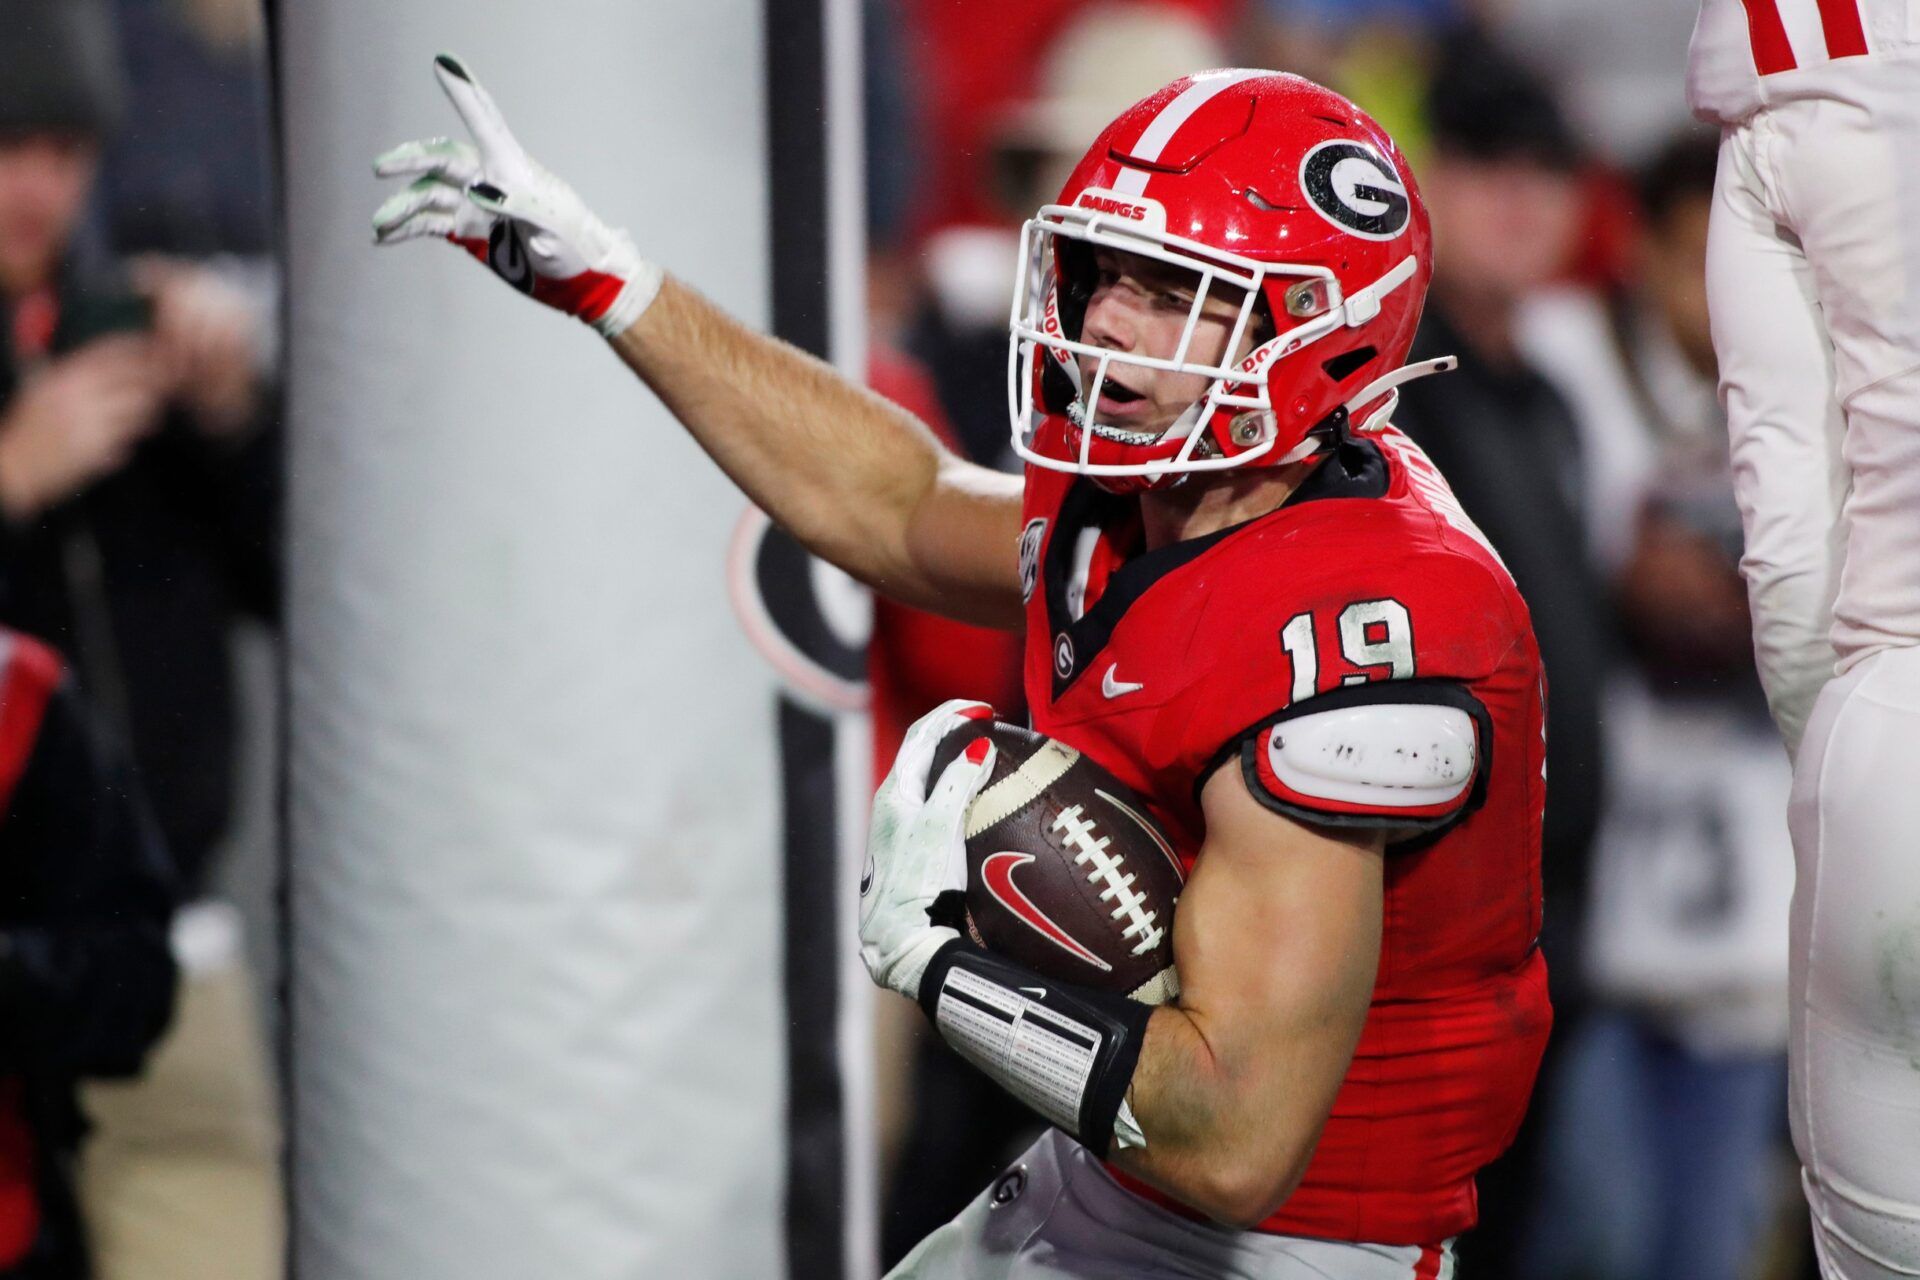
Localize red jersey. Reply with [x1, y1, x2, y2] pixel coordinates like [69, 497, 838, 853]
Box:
[0, 632, 62, 1267]
[1018, 423, 1552, 1246]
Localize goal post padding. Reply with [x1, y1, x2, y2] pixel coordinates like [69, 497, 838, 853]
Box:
[276, 6, 792, 1276]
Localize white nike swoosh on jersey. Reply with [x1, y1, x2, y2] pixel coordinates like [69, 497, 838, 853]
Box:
[1101, 665, 1145, 698]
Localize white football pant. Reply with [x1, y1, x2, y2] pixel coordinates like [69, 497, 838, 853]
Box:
[1788, 647, 1920, 1278]
[885, 1130, 1455, 1280]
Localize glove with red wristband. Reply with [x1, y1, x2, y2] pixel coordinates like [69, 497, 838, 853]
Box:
[371, 53, 663, 338]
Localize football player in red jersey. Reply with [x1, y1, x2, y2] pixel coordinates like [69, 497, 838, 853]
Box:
[375, 57, 1550, 1278]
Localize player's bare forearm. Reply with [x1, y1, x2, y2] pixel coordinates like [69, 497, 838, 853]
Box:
[1114, 1001, 1360, 1227]
[609, 278, 1025, 626]
[1109, 768, 1384, 1228]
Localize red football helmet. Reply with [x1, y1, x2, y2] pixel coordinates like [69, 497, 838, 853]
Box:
[1007, 70, 1449, 492]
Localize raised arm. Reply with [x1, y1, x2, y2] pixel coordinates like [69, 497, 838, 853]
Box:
[371, 54, 1024, 626]
[609, 280, 1023, 623]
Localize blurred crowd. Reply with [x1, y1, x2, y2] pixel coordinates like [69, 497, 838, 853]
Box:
[0, 0, 280, 1277]
[0, 0, 1813, 1277]
[862, 3, 1804, 1280]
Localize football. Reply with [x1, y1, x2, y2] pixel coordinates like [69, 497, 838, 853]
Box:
[928, 719, 1184, 1004]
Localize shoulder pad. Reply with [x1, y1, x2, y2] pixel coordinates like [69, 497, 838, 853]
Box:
[1236, 683, 1490, 835]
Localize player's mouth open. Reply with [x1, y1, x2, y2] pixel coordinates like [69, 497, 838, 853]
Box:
[1096, 378, 1147, 417]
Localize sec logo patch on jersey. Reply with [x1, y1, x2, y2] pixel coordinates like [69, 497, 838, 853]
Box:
[1019, 518, 1047, 603]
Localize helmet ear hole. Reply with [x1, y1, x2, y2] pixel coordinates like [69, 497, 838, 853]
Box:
[1322, 346, 1377, 384]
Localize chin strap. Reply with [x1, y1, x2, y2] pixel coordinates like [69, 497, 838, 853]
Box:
[1344, 355, 1458, 434]
[1270, 354, 1459, 466]
[1223, 348, 1459, 468]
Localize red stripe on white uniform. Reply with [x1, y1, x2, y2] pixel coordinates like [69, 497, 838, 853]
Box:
[1816, 0, 1871, 56]
[1741, 0, 1800, 71]
[1412, 1244, 1444, 1280]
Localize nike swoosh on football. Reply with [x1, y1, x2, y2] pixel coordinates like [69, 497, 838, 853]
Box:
[980, 852, 1112, 972]
[1101, 665, 1145, 698]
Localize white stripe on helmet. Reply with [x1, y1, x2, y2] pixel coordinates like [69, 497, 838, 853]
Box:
[1110, 68, 1270, 197]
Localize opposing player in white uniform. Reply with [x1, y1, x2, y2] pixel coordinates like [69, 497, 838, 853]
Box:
[1690, 2, 1920, 1275]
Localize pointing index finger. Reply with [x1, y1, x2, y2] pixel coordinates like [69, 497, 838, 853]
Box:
[432, 52, 520, 164]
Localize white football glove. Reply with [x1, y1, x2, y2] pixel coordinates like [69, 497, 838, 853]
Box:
[371, 53, 663, 338]
[859, 700, 998, 1001]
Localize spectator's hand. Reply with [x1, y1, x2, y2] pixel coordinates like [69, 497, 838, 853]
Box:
[0, 337, 167, 520]
[371, 53, 663, 338]
[1618, 508, 1753, 673]
[132, 257, 264, 440]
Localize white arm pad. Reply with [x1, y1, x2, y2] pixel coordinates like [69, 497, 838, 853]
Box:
[1265, 701, 1477, 809]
